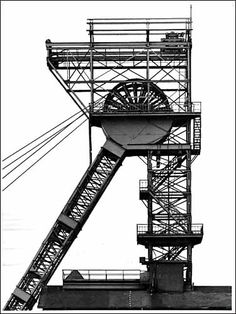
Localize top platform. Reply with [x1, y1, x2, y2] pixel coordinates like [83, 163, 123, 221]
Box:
[45, 17, 198, 124]
[87, 18, 192, 43]
[46, 17, 192, 65]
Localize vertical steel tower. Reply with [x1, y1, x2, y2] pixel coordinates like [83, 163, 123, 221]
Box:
[4, 17, 203, 311]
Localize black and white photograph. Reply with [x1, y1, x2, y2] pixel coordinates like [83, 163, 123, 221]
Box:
[1, 1, 235, 312]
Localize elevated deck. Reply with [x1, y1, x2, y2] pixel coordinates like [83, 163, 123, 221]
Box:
[122, 144, 200, 156]
[90, 104, 201, 129]
[137, 224, 203, 247]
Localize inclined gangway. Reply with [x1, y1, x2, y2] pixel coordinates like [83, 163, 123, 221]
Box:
[4, 140, 125, 311]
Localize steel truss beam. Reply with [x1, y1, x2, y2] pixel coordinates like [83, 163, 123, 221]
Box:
[139, 140, 202, 288]
[4, 140, 126, 311]
[46, 39, 193, 114]
[142, 153, 192, 280]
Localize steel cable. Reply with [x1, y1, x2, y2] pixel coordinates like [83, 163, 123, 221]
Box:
[2, 119, 87, 191]
[2, 113, 84, 179]
[2, 111, 83, 162]
[2, 100, 105, 191]
[2, 112, 85, 172]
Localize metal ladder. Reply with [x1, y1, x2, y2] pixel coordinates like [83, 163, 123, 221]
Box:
[193, 117, 201, 150]
[4, 140, 125, 311]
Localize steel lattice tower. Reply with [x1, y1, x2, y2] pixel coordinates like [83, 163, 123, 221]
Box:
[4, 17, 203, 311]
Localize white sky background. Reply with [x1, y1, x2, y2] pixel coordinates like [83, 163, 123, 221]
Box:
[1, 1, 235, 313]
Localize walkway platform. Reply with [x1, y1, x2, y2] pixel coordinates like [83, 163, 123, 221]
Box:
[137, 224, 203, 247]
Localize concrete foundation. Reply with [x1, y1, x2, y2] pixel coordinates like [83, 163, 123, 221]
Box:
[38, 285, 231, 310]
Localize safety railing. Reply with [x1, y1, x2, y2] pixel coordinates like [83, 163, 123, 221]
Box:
[87, 18, 192, 42]
[139, 179, 148, 191]
[137, 223, 203, 235]
[140, 180, 188, 196]
[92, 101, 201, 114]
[63, 269, 141, 282]
[171, 101, 201, 113]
